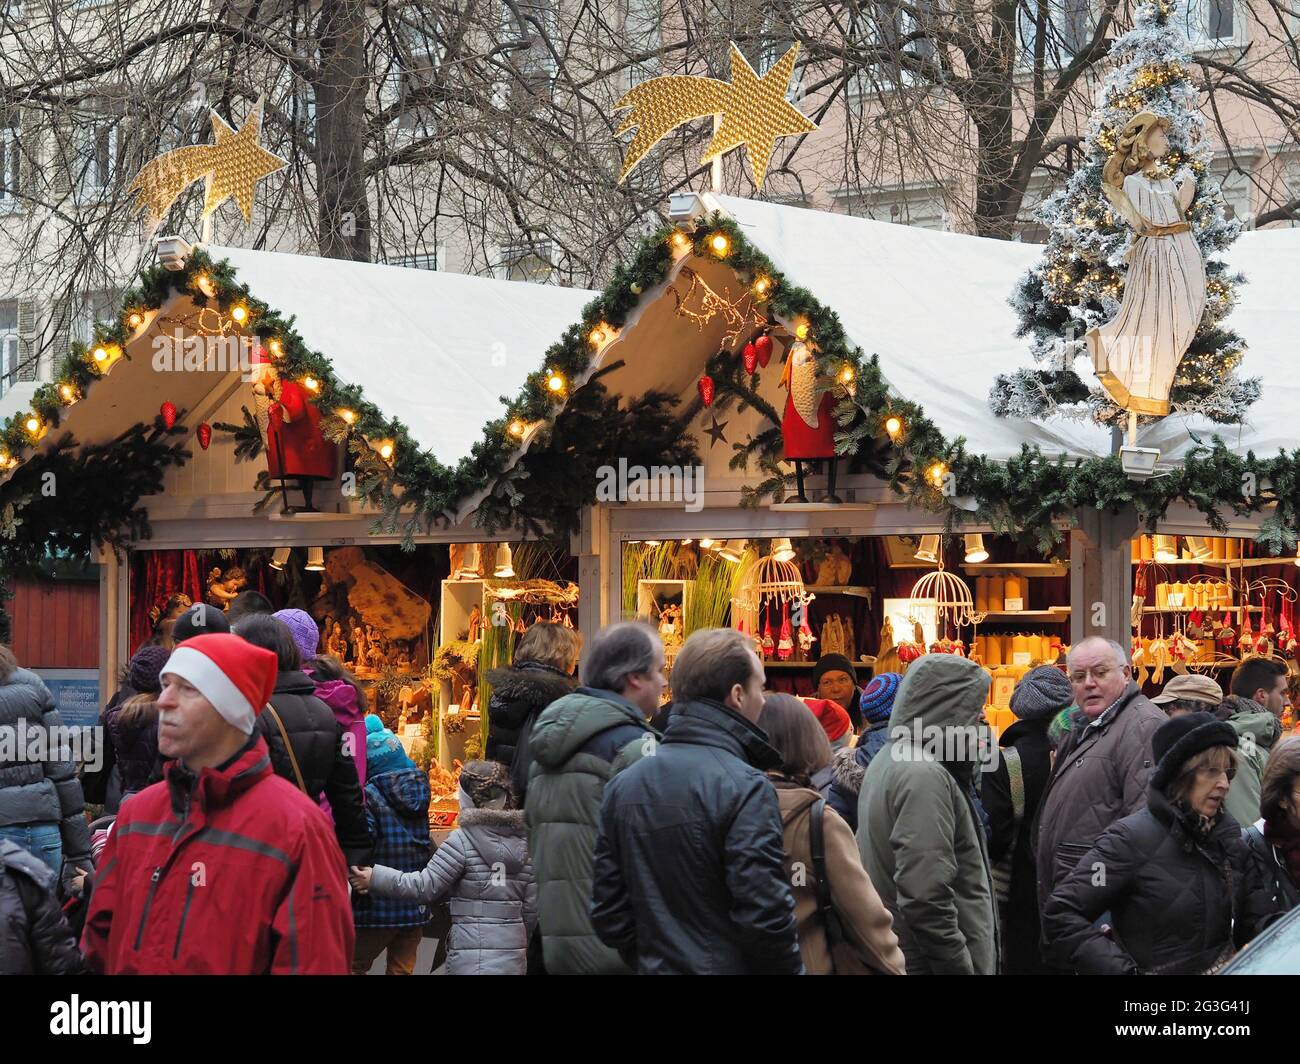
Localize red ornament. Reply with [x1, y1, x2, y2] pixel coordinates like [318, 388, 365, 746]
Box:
[197, 423, 212, 450]
[697, 375, 715, 407]
[160, 401, 178, 429]
[742, 341, 758, 374]
[754, 334, 773, 368]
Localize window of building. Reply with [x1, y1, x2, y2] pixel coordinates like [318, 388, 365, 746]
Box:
[73, 290, 118, 348]
[851, 0, 940, 95]
[73, 111, 120, 199]
[1015, 173, 1064, 241]
[499, 0, 559, 107]
[1207, 161, 1252, 222]
[1017, 0, 1093, 69]
[838, 184, 948, 229]
[0, 113, 18, 209]
[497, 238, 555, 281]
[1176, 0, 1241, 48]
[395, 21, 441, 132]
[0, 301, 18, 396]
[390, 248, 446, 270]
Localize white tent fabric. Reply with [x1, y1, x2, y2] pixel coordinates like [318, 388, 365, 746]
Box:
[208, 245, 596, 468]
[713, 193, 1300, 463]
[1136, 226, 1300, 460]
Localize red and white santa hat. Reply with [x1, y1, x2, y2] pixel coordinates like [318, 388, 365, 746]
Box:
[161, 633, 278, 735]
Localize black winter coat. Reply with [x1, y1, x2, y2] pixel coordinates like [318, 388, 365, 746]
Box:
[0, 667, 93, 886]
[102, 698, 162, 797]
[981, 718, 1053, 974]
[1241, 822, 1300, 927]
[1041, 787, 1273, 974]
[484, 663, 577, 803]
[0, 839, 84, 974]
[590, 698, 803, 975]
[255, 669, 373, 865]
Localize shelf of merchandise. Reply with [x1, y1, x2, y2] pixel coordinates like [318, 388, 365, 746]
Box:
[963, 562, 1069, 577]
[978, 609, 1071, 623]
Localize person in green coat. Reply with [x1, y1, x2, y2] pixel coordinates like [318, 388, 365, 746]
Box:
[856, 653, 1000, 975]
[1219, 657, 1288, 826]
[524, 622, 665, 975]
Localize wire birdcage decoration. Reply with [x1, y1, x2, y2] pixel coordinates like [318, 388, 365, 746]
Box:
[733, 553, 814, 635]
[907, 561, 985, 630]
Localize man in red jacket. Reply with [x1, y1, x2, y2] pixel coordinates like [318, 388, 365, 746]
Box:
[82, 634, 354, 974]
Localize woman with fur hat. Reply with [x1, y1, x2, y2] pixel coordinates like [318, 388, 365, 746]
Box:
[1043, 712, 1274, 974]
[350, 760, 537, 975]
[982, 665, 1070, 974]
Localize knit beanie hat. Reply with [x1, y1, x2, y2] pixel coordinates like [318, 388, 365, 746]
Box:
[1151, 711, 1239, 793]
[128, 644, 171, 695]
[171, 603, 232, 645]
[273, 608, 321, 666]
[458, 759, 513, 810]
[812, 653, 858, 689]
[801, 697, 853, 744]
[860, 672, 901, 725]
[160, 633, 278, 736]
[1010, 665, 1075, 722]
[364, 714, 415, 778]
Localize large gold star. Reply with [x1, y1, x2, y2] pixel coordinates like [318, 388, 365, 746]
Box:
[129, 97, 286, 226]
[615, 42, 818, 190]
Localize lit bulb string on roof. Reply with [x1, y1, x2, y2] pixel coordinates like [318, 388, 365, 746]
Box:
[2, 214, 1299, 558]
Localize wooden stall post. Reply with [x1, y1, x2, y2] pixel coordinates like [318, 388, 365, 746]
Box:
[1070, 507, 1137, 650]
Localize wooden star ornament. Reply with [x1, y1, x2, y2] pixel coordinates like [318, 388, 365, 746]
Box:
[614, 42, 817, 190]
[129, 96, 287, 226]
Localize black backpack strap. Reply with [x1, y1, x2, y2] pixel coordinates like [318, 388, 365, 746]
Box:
[809, 798, 846, 972]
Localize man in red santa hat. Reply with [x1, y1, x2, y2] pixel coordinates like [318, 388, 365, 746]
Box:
[82, 633, 354, 974]
[251, 346, 337, 513]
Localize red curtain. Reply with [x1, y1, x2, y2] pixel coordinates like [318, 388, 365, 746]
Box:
[129, 550, 205, 654]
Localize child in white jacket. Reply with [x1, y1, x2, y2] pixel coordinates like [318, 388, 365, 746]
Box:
[351, 760, 537, 975]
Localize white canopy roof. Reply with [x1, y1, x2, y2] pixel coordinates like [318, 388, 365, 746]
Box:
[712, 193, 1300, 462]
[209, 245, 596, 468]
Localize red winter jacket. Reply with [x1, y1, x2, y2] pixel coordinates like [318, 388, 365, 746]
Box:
[81, 736, 354, 975]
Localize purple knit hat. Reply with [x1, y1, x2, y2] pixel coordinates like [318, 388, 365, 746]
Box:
[273, 608, 321, 665]
[128, 644, 171, 694]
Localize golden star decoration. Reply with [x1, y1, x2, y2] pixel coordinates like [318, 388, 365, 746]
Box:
[614, 42, 817, 190]
[129, 97, 287, 225]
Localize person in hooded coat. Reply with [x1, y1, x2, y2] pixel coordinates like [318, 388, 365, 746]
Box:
[856, 654, 999, 975]
[352, 760, 537, 975]
[1218, 656, 1288, 827]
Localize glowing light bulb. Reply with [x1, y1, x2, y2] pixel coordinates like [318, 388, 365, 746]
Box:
[546, 370, 566, 394]
[885, 415, 903, 439]
[708, 232, 731, 257]
[302, 376, 320, 393]
[231, 303, 249, 324]
[508, 419, 526, 437]
[337, 409, 356, 425]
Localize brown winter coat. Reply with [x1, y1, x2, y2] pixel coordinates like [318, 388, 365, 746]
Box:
[772, 777, 905, 975]
[1034, 682, 1166, 909]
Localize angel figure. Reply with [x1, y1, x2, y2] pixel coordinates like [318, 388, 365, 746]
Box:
[1088, 111, 1206, 417]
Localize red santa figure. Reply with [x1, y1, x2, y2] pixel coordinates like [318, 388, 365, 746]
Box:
[780, 339, 841, 503]
[251, 347, 336, 512]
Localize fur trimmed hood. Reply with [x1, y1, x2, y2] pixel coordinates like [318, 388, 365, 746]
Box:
[458, 807, 529, 875]
[486, 664, 577, 711]
[458, 807, 527, 832]
[832, 745, 866, 797]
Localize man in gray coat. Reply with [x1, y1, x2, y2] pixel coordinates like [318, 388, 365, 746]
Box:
[1034, 637, 1165, 914]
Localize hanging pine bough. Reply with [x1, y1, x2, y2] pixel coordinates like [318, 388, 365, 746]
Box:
[1, 187, 1298, 567]
[990, 1, 1257, 425]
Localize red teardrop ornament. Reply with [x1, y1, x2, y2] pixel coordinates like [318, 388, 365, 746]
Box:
[697, 375, 715, 407]
[160, 401, 178, 429]
[197, 423, 212, 450]
[754, 334, 773, 368]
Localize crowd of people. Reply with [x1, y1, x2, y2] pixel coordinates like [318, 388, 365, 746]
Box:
[4, 596, 1300, 975]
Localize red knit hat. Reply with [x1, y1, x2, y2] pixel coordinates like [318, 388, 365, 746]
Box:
[161, 633, 278, 735]
[801, 697, 853, 744]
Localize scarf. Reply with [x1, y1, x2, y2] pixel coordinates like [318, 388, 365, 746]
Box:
[1264, 815, 1300, 887]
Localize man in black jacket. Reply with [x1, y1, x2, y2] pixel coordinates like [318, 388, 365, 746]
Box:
[590, 627, 802, 974]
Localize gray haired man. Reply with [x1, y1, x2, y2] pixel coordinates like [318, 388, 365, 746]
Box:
[524, 622, 665, 974]
[1034, 636, 1166, 916]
